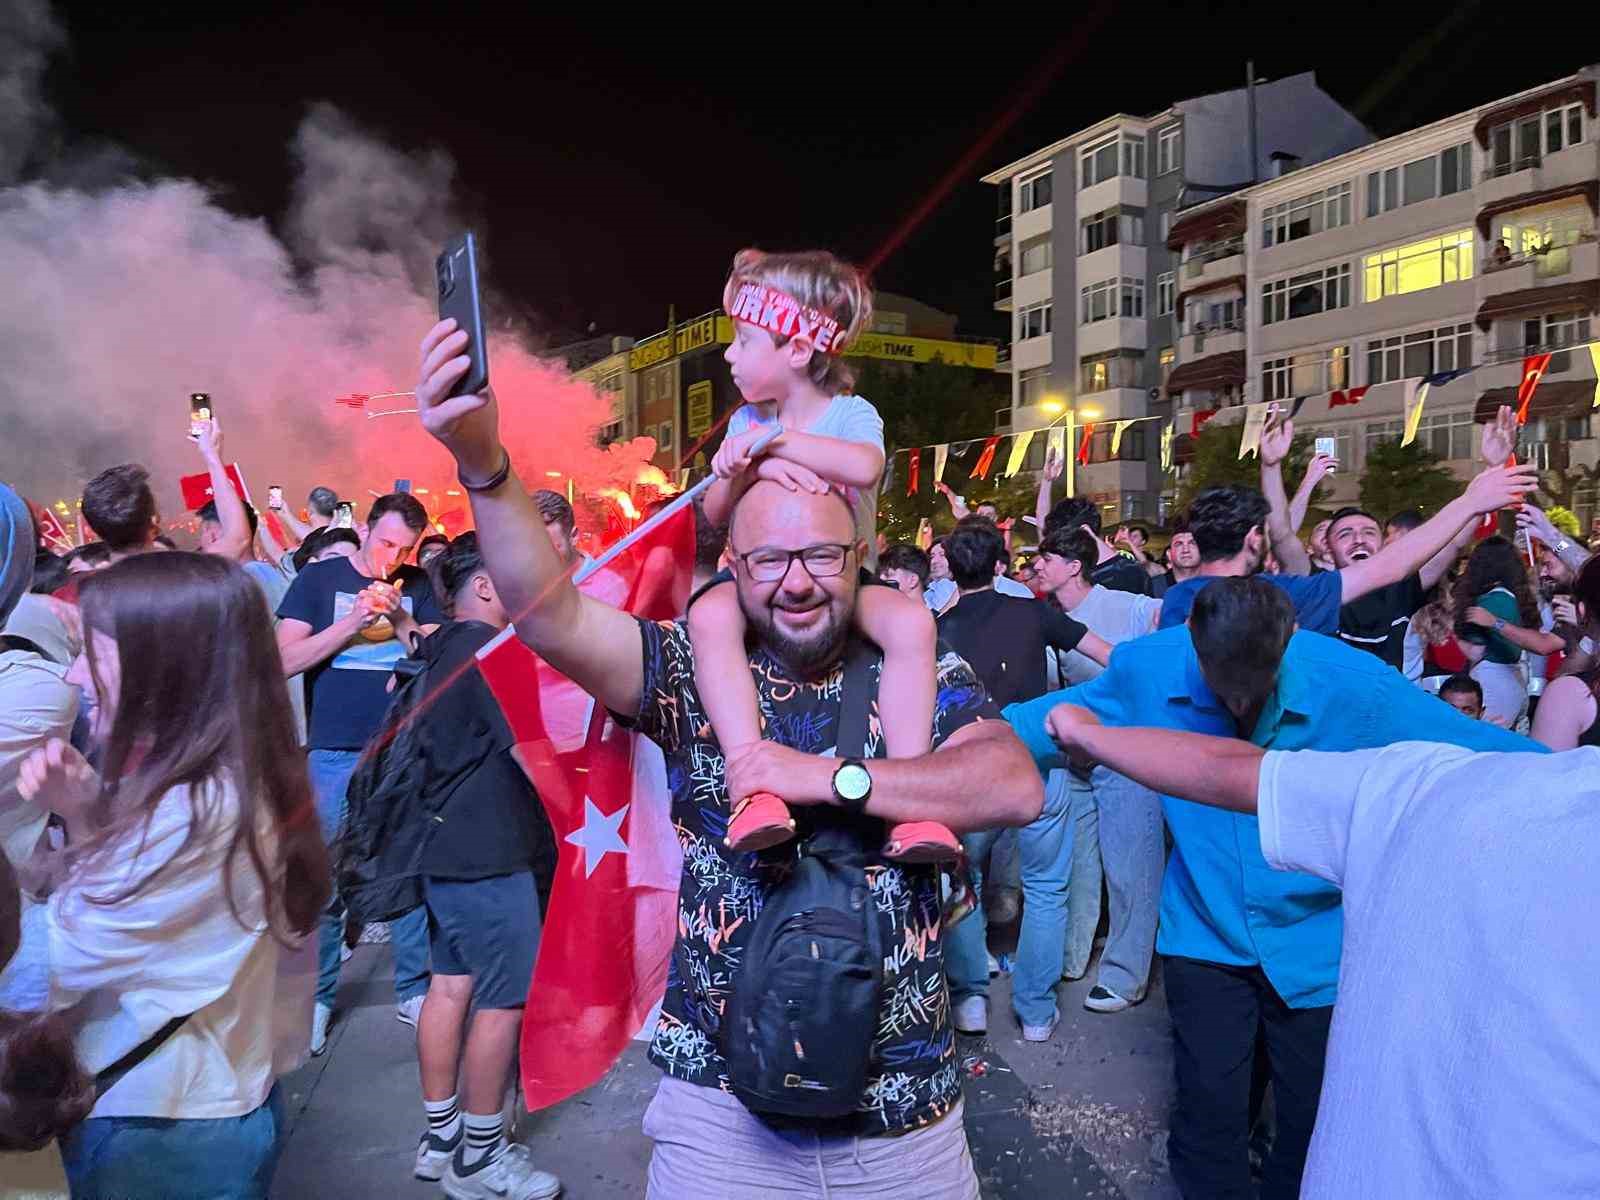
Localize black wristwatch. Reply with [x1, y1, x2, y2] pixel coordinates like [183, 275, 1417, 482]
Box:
[832, 758, 873, 813]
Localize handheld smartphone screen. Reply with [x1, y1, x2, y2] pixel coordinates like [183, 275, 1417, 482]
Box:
[267, 485, 284, 509]
[189, 392, 213, 440]
[1315, 436, 1337, 466]
[333, 502, 355, 528]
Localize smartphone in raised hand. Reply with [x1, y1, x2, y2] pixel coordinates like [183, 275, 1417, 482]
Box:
[436, 233, 489, 399]
[189, 392, 213, 440]
[333, 502, 355, 529]
[1315, 436, 1338, 469]
[267, 485, 284, 510]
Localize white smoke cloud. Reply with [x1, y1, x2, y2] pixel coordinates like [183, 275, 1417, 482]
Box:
[0, 18, 651, 538]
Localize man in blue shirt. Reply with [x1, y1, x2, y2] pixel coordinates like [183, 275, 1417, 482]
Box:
[1005, 579, 1531, 1200]
[1158, 459, 1535, 633]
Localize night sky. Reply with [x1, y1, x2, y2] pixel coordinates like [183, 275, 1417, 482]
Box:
[46, 2, 1587, 342]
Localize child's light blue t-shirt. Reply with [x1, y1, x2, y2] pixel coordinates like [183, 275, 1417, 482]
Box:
[728, 395, 885, 566]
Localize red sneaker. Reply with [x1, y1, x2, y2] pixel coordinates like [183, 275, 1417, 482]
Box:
[725, 792, 796, 852]
[883, 821, 962, 864]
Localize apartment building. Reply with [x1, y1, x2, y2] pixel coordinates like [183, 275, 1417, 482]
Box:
[1168, 68, 1599, 518]
[983, 73, 1370, 523]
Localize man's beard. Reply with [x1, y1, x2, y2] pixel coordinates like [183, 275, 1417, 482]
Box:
[740, 590, 851, 678]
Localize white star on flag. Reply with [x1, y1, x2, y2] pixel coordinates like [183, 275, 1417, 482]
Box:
[565, 797, 631, 878]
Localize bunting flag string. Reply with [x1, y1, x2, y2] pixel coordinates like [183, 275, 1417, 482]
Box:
[1004, 430, 1036, 478]
[1237, 403, 1270, 460]
[970, 435, 1000, 480]
[1329, 385, 1369, 408]
[1591, 344, 1600, 409]
[1400, 380, 1430, 447]
[933, 443, 949, 484]
[1110, 420, 1133, 458]
[905, 447, 921, 497]
[1076, 422, 1096, 466]
[1047, 425, 1066, 465]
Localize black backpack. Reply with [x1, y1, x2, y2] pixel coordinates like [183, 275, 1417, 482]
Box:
[723, 640, 888, 1120]
[338, 625, 499, 923]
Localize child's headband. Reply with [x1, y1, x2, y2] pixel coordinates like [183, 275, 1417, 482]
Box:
[727, 281, 845, 356]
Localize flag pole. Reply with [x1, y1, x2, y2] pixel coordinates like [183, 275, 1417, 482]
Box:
[574, 425, 782, 585]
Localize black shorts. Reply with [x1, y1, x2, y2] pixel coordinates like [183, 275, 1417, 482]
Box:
[423, 871, 541, 1009]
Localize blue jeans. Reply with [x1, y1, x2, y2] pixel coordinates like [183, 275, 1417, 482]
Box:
[946, 768, 1074, 1027]
[1091, 766, 1165, 1000]
[1062, 770, 1102, 979]
[60, 1083, 284, 1199]
[307, 748, 430, 1007]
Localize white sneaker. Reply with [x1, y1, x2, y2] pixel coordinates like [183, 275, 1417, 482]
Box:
[396, 994, 425, 1029]
[953, 995, 988, 1035]
[444, 1143, 561, 1200]
[1084, 985, 1134, 1013]
[986, 952, 1000, 977]
[310, 1002, 332, 1056]
[1021, 1009, 1060, 1043]
[415, 1130, 461, 1181]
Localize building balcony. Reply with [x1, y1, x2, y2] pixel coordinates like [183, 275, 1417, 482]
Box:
[1078, 242, 1147, 286]
[995, 276, 1012, 311]
[1180, 320, 1245, 361]
[1011, 334, 1052, 372]
[1181, 237, 1245, 288]
[1165, 350, 1247, 400]
[1077, 316, 1148, 358]
[1166, 197, 1247, 253]
[1475, 277, 1600, 332]
[1014, 203, 1052, 243]
[1476, 140, 1600, 210]
[1079, 174, 1147, 219]
[1481, 232, 1597, 297]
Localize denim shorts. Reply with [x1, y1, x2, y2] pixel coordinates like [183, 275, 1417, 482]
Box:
[59, 1083, 285, 1200]
[423, 871, 541, 1009]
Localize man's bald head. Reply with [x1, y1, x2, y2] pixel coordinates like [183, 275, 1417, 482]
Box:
[727, 480, 861, 679]
[729, 480, 857, 551]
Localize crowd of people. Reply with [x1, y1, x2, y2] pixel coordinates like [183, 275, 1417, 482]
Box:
[0, 244, 1595, 1200]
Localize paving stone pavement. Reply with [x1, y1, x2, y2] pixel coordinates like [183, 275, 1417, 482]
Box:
[272, 945, 1181, 1199]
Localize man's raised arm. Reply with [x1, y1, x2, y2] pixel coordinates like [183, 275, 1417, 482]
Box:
[1044, 703, 1264, 814]
[1337, 461, 1538, 605]
[415, 319, 645, 717]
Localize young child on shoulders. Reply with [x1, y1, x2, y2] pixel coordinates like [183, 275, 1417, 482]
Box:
[693, 248, 956, 862]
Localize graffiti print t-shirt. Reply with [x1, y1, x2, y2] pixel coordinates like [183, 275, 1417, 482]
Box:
[627, 618, 997, 1134]
[276, 556, 446, 750]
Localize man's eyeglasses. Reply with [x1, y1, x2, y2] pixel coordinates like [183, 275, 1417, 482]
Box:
[733, 542, 855, 583]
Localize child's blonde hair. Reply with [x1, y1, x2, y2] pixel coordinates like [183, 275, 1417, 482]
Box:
[722, 248, 874, 395]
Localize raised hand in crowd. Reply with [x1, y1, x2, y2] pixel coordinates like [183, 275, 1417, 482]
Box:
[417, 318, 503, 484]
[1480, 403, 1518, 465]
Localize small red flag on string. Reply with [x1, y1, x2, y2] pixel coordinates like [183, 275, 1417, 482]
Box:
[906, 448, 921, 497]
[1329, 385, 1370, 408]
[1077, 422, 1096, 465]
[1191, 408, 1220, 437]
[969, 436, 1000, 480]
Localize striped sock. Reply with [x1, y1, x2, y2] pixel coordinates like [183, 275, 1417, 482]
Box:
[461, 1111, 505, 1167]
[424, 1094, 461, 1145]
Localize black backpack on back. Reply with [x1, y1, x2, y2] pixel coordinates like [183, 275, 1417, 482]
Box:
[723, 640, 888, 1120]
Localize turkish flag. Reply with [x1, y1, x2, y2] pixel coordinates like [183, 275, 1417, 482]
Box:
[474, 506, 691, 1110]
[179, 464, 251, 511]
[29, 501, 73, 552]
[969, 435, 1001, 480]
[1515, 353, 1553, 425]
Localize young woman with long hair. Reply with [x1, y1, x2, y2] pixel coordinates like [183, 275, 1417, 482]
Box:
[1452, 535, 1563, 726]
[16, 552, 328, 1198]
[1532, 556, 1600, 749]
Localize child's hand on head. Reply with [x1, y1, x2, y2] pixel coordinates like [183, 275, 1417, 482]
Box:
[756, 458, 827, 494]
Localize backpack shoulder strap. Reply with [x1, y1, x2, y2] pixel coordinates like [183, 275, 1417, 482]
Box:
[835, 638, 881, 761]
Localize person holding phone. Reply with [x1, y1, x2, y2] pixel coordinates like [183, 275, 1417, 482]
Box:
[274, 493, 446, 1051]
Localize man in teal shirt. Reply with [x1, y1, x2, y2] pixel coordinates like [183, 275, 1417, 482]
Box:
[1004, 578, 1533, 1200]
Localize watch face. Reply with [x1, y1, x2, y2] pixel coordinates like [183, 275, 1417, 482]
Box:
[835, 762, 872, 802]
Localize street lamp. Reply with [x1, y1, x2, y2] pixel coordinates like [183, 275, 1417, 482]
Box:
[1041, 398, 1064, 416]
[1078, 404, 1103, 421]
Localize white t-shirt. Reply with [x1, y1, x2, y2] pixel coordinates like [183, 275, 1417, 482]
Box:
[1256, 742, 1600, 1199]
[727, 394, 885, 567]
[49, 779, 314, 1119]
[1058, 584, 1161, 684]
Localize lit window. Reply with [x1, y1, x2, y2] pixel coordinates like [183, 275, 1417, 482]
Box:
[1158, 347, 1176, 385]
[1262, 346, 1350, 400]
[1080, 351, 1143, 393]
[1362, 231, 1474, 302]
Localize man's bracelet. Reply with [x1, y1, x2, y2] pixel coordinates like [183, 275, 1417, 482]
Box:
[459, 451, 512, 493]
